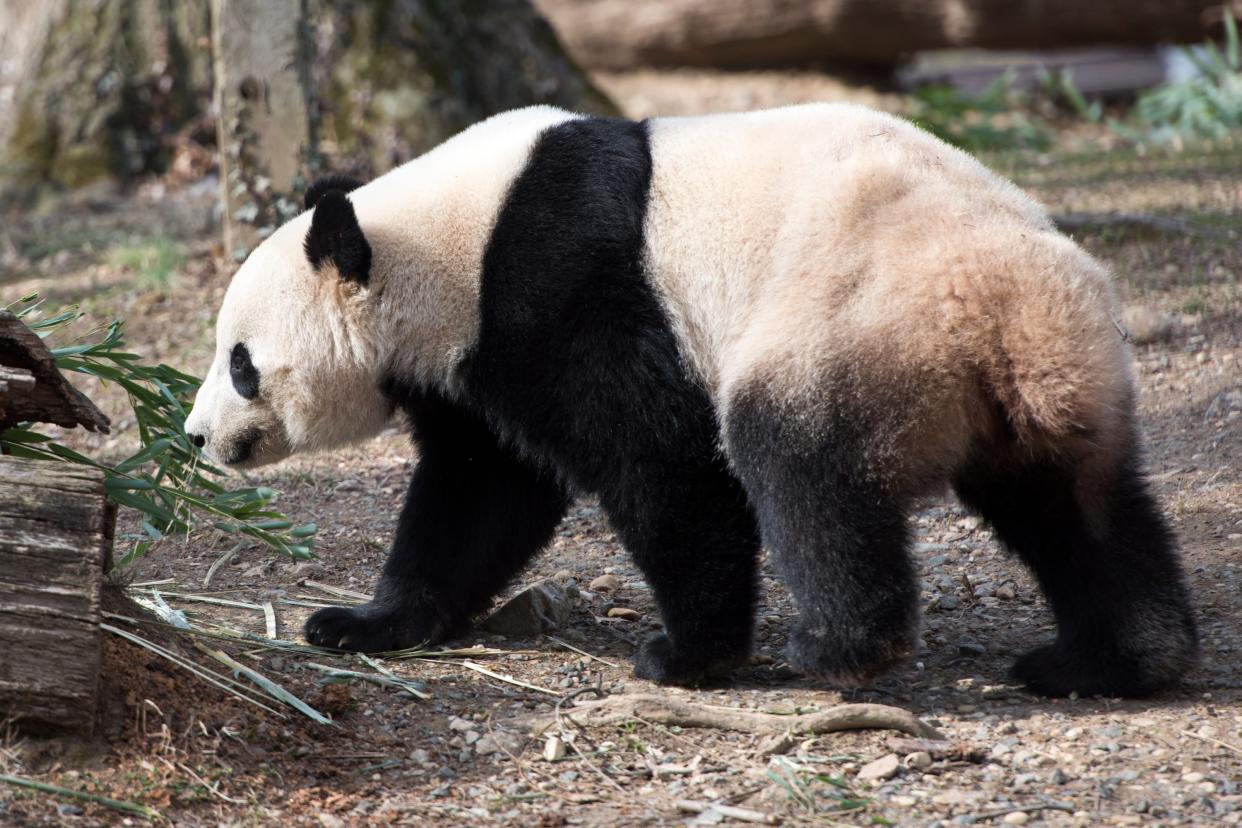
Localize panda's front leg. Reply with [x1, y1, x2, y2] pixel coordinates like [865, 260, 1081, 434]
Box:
[304, 396, 570, 653]
[601, 459, 762, 686]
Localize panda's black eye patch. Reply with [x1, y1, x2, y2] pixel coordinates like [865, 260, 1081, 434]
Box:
[230, 343, 260, 400]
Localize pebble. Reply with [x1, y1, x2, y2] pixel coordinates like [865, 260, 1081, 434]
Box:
[607, 607, 641, 621]
[544, 735, 566, 762]
[892, 795, 918, 807]
[939, 595, 960, 610]
[1183, 771, 1206, 784]
[857, 753, 901, 781]
[1003, 812, 1030, 825]
[590, 574, 622, 593]
[905, 751, 933, 770]
[448, 716, 473, 732]
[958, 640, 986, 656]
[1064, 727, 1083, 741]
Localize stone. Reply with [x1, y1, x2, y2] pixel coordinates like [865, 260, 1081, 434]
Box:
[607, 607, 641, 621]
[481, 579, 573, 636]
[857, 753, 901, 782]
[543, 735, 566, 762]
[1002, 812, 1030, 825]
[475, 730, 522, 756]
[448, 716, 473, 731]
[904, 751, 933, 770]
[590, 573, 622, 593]
[938, 595, 960, 610]
[958, 640, 986, 656]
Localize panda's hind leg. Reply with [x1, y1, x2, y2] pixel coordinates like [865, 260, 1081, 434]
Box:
[724, 381, 921, 686]
[952, 432, 1198, 697]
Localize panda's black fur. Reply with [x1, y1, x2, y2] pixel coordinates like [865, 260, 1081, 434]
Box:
[294, 114, 1198, 698]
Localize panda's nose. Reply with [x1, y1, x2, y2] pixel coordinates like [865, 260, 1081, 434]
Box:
[189, 432, 206, 449]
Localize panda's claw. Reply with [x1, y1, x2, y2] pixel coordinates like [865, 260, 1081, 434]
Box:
[304, 604, 420, 653]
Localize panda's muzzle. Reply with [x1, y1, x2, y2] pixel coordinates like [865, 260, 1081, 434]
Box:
[222, 427, 263, 466]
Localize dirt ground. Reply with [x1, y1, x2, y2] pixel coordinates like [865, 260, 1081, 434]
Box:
[1, 70, 1240, 827]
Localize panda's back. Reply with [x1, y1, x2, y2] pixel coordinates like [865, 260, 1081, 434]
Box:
[642, 104, 1065, 394]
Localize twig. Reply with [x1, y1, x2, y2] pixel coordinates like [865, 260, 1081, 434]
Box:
[303, 580, 371, 602]
[545, 634, 620, 668]
[675, 799, 779, 825]
[0, 773, 159, 820]
[305, 662, 430, 700]
[522, 694, 942, 740]
[456, 660, 560, 696]
[959, 801, 1074, 823]
[202, 542, 244, 589]
[1181, 729, 1242, 756]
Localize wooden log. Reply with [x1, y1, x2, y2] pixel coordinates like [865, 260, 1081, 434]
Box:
[0, 309, 109, 433]
[536, 0, 1232, 69]
[0, 456, 115, 735]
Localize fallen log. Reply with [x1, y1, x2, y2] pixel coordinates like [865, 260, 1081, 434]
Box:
[536, 0, 1230, 69]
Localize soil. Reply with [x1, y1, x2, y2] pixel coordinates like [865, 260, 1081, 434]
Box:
[1, 71, 1240, 827]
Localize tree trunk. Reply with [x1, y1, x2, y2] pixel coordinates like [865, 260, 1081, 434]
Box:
[536, 0, 1234, 69]
[0, 457, 115, 736]
[214, 0, 616, 257]
[0, 0, 213, 207]
[0, 0, 611, 222]
[212, 0, 315, 259]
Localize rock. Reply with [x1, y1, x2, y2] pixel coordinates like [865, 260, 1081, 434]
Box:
[1002, 812, 1030, 825]
[543, 735, 566, 762]
[319, 816, 344, 828]
[607, 607, 641, 621]
[475, 730, 522, 756]
[481, 579, 573, 636]
[857, 753, 901, 782]
[995, 585, 1016, 600]
[552, 569, 575, 583]
[1205, 388, 1242, 420]
[590, 573, 622, 593]
[958, 640, 986, 656]
[938, 595, 960, 610]
[1182, 771, 1206, 784]
[904, 751, 933, 770]
[464, 730, 481, 745]
[1049, 768, 1070, 785]
[448, 716, 474, 732]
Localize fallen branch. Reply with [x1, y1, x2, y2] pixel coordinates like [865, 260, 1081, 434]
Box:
[521, 693, 942, 740]
[959, 800, 1075, 823]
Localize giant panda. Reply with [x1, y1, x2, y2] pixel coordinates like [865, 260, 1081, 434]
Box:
[184, 103, 1198, 698]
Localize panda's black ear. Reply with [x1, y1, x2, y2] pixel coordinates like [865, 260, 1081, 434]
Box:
[304, 174, 364, 210]
[303, 190, 371, 285]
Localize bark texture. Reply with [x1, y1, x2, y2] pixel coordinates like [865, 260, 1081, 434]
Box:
[0, 0, 213, 205]
[536, 0, 1235, 69]
[0, 457, 115, 735]
[0, 311, 110, 433]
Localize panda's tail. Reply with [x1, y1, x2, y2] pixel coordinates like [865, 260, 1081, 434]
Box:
[974, 231, 1133, 457]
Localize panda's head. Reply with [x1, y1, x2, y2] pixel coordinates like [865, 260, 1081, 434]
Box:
[185, 177, 394, 468]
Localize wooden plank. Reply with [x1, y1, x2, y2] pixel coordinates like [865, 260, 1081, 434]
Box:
[0, 456, 114, 735]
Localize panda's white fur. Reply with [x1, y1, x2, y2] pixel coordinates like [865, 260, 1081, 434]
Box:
[186, 103, 1196, 698]
[186, 106, 579, 463]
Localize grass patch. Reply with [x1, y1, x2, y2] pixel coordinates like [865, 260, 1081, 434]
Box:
[106, 237, 184, 290]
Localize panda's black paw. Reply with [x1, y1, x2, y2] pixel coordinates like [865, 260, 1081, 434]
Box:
[304, 603, 437, 653]
[633, 634, 745, 687]
[786, 625, 912, 687]
[1011, 641, 1192, 699]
